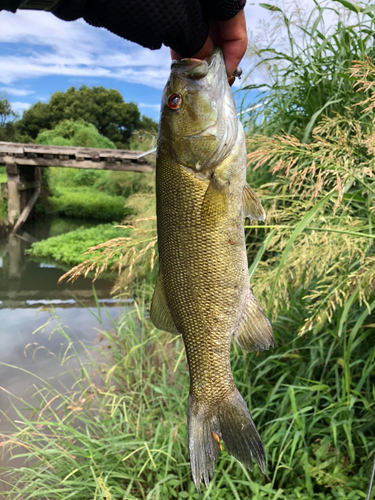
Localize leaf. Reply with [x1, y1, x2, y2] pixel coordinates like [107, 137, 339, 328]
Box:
[248, 228, 277, 281]
[267, 191, 335, 316]
[332, 0, 361, 14]
[302, 98, 342, 143]
[259, 3, 284, 13]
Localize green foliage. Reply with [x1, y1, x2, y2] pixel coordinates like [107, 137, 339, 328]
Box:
[99, 171, 155, 198]
[27, 224, 130, 266]
[0, 197, 7, 220]
[17, 85, 142, 147]
[0, 166, 7, 184]
[34, 120, 116, 216]
[1, 300, 374, 499]
[246, 56, 375, 337]
[48, 187, 130, 221]
[0, 96, 32, 143]
[48, 165, 153, 198]
[0, 95, 15, 126]
[35, 119, 116, 149]
[138, 114, 158, 133]
[244, 0, 375, 141]
[128, 129, 157, 153]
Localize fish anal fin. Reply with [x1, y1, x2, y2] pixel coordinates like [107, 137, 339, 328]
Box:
[234, 291, 274, 352]
[201, 174, 229, 219]
[150, 271, 180, 335]
[243, 184, 266, 221]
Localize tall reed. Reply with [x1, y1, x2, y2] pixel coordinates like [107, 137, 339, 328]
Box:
[1, 296, 374, 499]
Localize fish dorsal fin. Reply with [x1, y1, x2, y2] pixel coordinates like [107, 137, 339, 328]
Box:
[234, 291, 274, 352]
[150, 270, 180, 334]
[201, 174, 229, 219]
[243, 184, 265, 221]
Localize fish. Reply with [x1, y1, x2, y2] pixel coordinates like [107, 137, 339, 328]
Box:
[150, 47, 274, 491]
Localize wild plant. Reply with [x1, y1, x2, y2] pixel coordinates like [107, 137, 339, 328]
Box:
[246, 57, 375, 337]
[58, 217, 158, 289]
[243, 0, 375, 141]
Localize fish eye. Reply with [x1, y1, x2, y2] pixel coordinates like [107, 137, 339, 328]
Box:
[167, 94, 182, 110]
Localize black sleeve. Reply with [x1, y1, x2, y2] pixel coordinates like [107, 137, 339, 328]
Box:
[54, 0, 209, 58]
[0, 0, 246, 58]
[201, 0, 246, 21]
[1, 0, 22, 11]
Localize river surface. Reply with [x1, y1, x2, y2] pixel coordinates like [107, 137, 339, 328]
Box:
[0, 217, 127, 495]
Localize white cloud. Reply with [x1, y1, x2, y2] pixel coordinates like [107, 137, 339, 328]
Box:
[0, 87, 34, 96]
[139, 103, 161, 111]
[0, 2, 341, 91]
[0, 10, 170, 88]
[10, 101, 31, 114]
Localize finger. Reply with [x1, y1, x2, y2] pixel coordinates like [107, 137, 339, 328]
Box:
[217, 10, 248, 76]
[170, 35, 214, 62]
[170, 48, 181, 61]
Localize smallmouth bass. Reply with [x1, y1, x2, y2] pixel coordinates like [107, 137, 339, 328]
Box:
[151, 48, 274, 491]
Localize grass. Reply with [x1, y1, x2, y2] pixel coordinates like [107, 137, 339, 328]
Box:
[0, 167, 8, 221]
[0, 293, 374, 499]
[243, 0, 375, 140]
[244, 56, 375, 337]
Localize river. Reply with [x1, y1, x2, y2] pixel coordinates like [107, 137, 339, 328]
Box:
[0, 216, 127, 495]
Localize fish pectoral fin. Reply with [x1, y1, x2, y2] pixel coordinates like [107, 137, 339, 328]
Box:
[243, 184, 266, 221]
[150, 271, 180, 335]
[234, 291, 274, 352]
[201, 174, 229, 219]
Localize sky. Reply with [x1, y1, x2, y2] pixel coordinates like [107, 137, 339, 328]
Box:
[0, 1, 335, 122]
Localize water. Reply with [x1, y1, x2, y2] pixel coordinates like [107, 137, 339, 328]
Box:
[0, 217, 127, 494]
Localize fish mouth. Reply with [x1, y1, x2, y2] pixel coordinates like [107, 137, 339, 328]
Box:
[171, 48, 224, 81]
[173, 48, 226, 140]
[170, 48, 237, 170]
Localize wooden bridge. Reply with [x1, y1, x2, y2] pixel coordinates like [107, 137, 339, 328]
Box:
[0, 142, 155, 232]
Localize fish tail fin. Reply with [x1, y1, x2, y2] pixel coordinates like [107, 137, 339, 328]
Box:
[188, 388, 266, 492]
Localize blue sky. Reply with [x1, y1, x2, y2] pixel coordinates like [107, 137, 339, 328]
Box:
[0, 1, 323, 122]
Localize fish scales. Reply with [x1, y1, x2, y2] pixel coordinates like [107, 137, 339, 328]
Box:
[157, 144, 247, 400]
[151, 47, 274, 491]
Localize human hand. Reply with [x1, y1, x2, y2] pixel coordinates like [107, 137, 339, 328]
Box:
[170, 10, 247, 77]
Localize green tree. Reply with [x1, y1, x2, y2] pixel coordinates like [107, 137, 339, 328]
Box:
[18, 86, 142, 147]
[0, 95, 15, 126]
[138, 115, 158, 133]
[0, 96, 33, 143]
[35, 119, 116, 149]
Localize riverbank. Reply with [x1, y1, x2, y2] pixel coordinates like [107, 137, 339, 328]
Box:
[1, 290, 374, 499]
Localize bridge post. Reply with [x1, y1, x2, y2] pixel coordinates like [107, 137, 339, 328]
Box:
[8, 234, 22, 280]
[6, 162, 21, 225]
[6, 161, 40, 229]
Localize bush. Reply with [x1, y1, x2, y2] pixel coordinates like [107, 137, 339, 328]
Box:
[27, 223, 130, 267]
[97, 171, 154, 198]
[35, 119, 116, 149]
[71, 169, 105, 187]
[48, 187, 130, 221]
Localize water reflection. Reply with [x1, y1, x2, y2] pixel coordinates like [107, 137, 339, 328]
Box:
[0, 217, 125, 494]
[0, 220, 115, 309]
